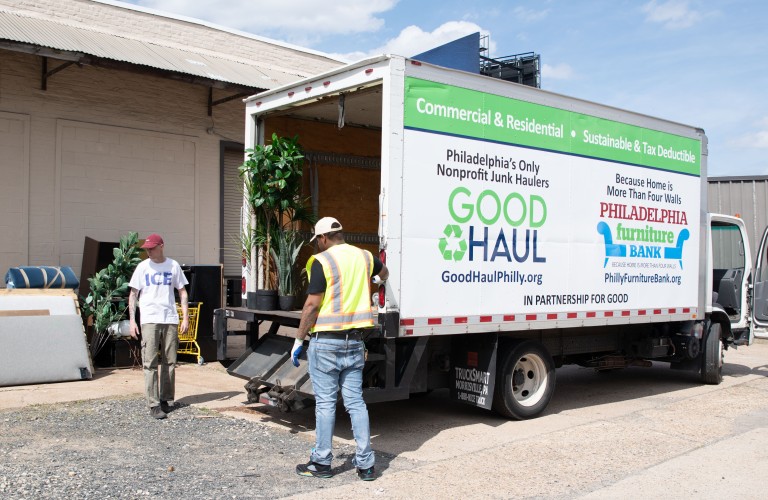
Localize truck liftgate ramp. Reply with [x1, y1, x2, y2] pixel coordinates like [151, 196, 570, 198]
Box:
[213, 307, 422, 412]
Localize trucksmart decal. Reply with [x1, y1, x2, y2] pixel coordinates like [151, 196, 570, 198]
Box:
[404, 77, 701, 176]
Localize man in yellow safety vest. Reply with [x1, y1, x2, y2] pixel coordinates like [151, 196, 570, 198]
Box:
[292, 216, 388, 481]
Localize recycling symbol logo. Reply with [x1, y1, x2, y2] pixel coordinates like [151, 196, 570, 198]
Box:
[438, 224, 467, 261]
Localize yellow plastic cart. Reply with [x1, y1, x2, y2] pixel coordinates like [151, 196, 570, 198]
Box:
[177, 302, 203, 364]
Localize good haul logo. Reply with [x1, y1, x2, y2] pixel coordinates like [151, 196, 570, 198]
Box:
[438, 186, 547, 263]
[439, 224, 467, 261]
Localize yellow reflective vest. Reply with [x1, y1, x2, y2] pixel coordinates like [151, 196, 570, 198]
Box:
[306, 243, 374, 332]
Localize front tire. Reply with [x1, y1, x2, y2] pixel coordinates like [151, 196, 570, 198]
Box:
[700, 322, 723, 384]
[492, 340, 556, 419]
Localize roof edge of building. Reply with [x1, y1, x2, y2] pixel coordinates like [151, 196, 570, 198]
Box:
[93, 0, 344, 64]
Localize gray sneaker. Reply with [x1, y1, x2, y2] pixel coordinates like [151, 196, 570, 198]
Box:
[150, 406, 167, 419]
[160, 401, 175, 413]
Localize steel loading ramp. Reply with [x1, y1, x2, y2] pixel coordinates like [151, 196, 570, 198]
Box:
[217, 306, 393, 411]
[227, 334, 314, 411]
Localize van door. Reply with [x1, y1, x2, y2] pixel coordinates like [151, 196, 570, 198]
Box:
[751, 226, 768, 340]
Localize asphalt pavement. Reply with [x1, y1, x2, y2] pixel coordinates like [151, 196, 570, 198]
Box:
[1, 340, 767, 499]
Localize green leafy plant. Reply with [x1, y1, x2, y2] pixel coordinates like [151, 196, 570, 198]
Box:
[239, 133, 305, 290]
[81, 231, 142, 357]
[269, 229, 304, 296]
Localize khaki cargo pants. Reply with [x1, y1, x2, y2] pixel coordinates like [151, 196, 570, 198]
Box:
[141, 323, 179, 408]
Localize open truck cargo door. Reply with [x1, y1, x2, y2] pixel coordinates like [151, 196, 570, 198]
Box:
[710, 215, 753, 346]
[750, 225, 768, 340]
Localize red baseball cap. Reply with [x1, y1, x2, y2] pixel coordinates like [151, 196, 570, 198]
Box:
[141, 233, 164, 249]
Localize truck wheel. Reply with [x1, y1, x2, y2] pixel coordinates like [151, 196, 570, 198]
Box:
[492, 340, 556, 419]
[700, 322, 723, 384]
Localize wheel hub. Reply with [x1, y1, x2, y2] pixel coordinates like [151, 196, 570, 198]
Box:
[512, 368, 525, 387]
[510, 354, 549, 406]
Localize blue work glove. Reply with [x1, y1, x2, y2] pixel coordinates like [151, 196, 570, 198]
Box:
[291, 338, 305, 367]
[372, 275, 384, 285]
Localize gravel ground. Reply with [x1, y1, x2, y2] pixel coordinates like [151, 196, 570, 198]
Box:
[0, 397, 398, 499]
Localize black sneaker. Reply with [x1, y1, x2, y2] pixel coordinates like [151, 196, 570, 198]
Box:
[296, 461, 332, 478]
[357, 466, 375, 481]
[160, 401, 175, 413]
[150, 406, 167, 420]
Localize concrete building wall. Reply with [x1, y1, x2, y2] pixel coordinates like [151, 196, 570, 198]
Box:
[0, 48, 244, 278]
[0, 111, 30, 276]
[0, 0, 343, 285]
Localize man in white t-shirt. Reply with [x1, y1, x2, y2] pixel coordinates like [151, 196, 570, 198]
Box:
[128, 233, 189, 420]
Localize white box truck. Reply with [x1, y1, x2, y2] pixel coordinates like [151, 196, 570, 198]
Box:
[222, 55, 768, 419]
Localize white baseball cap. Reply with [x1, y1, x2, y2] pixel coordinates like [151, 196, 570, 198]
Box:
[310, 217, 343, 242]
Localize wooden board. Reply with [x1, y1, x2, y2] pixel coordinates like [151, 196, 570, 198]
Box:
[0, 310, 50, 317]
[0, 289, 78, 296]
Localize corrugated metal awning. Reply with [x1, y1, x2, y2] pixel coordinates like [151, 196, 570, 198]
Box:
[0, 9, 330, 91]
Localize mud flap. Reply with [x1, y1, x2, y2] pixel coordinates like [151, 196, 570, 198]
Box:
[449, 334, 497, 410]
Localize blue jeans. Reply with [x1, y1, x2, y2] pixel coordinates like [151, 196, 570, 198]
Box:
[308, 335, 374, 469]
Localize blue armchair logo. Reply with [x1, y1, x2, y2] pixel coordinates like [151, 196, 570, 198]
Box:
[597, 221, 689, 268]
[596, 222, 626, 267]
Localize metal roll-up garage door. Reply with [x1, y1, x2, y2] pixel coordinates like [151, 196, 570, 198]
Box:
[221, 143, 245, 278]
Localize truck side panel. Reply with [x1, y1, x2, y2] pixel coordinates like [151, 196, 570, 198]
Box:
[396, 61, 706, 336]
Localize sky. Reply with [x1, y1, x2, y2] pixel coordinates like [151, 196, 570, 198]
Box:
[116, 0, 768, 178]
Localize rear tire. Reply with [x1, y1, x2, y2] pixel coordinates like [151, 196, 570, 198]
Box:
[700, 322, 723, 384]
[492, 340, 556, 419]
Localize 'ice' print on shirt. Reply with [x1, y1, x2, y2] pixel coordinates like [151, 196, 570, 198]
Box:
[144, 272, 173, 286]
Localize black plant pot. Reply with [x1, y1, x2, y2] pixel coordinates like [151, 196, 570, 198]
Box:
[278, 295, 295, 311]
[250, 289, 278, 310]
[246, 291, 257, 309]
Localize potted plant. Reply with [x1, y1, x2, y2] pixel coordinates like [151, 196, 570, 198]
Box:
[81, 231, 142, 362]
[239, 133, 305, 310]
[270, 229, 304, 310]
